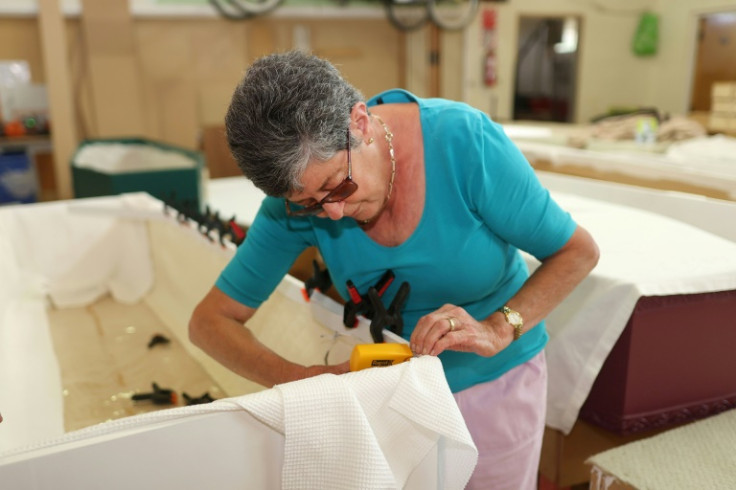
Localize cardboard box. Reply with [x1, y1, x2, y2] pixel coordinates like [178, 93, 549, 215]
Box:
[711, 82, 736, 98]
[711, 99, 736, 113]
[72, 138, 203, 209]
[709, 112, 736, 131]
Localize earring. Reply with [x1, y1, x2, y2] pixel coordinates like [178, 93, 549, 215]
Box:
[366, 137, 374, 146]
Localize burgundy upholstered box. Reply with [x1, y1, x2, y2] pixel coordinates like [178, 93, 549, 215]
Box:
[579, 289, 736, 435]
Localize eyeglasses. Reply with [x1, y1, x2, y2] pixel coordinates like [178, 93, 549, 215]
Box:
[285, 129, 359, 216]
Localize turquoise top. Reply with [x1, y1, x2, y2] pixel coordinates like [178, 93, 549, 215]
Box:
[217, 89, 577, 393]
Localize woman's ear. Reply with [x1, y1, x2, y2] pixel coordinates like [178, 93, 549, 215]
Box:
[350, 102, 372, 138]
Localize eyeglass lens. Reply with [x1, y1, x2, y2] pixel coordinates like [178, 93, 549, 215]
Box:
[286, 129, 358, 216]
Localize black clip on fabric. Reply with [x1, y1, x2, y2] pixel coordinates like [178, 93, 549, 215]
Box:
[183, 392, 216, 406]
[343, 269, 395, 328]
[367, 281, 410, 343]
[131, 382, 178, 405]
[302, 260, 333, 301]
[197, 206, 216, 242]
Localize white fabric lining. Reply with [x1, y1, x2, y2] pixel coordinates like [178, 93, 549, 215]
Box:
[0, 194, 157, 453]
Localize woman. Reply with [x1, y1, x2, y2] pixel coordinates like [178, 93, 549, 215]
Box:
[189, 50, 599, 489]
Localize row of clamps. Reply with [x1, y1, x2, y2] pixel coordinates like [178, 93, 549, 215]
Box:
[163, 193, 246, 247]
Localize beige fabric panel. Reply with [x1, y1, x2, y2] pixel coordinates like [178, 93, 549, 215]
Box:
[48, 297, 224, 433]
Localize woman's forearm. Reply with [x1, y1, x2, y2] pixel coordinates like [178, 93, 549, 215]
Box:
[491, 225, 600, 338]
[188, 286, 348, 388]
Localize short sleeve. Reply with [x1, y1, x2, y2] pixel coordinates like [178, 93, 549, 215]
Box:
[468, 116, 576, 260]
[216, 196, 313, 307]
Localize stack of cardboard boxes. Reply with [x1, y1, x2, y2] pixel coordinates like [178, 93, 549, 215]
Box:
[709, 81, 736, 134]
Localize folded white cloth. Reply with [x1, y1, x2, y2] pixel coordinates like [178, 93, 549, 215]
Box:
[0, 194, 156, 453]
[229, 355, 478, 490]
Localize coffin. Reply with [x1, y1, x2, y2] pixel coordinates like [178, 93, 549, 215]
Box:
[532, 172, 736, 436]
[0, 193, 476, 489]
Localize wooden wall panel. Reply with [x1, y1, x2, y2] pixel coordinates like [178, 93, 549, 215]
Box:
[247, 21, 277, 62]
[199, 82, 238, 127]
[80, 0, 147, 138]
[158, 80, 199, 149]
[190, 21, 248, 81]
[310, 19, 402, 99]
[3, 14, 403, 198]
[0, 18, 45, 82]
[38, 0, 76, 200]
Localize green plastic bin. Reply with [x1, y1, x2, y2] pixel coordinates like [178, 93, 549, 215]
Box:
[72, 138, 204, 209]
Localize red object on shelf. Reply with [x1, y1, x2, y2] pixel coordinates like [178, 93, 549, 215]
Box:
[3, 121, 26, 137]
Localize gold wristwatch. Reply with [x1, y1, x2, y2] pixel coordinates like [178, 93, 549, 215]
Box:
[498, 306, 524, 341]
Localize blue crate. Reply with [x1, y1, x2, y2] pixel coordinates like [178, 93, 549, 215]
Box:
[0, 150, 37, 204]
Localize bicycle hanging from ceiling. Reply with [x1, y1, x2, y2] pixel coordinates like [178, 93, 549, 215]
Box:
[208, 0, 479, 31]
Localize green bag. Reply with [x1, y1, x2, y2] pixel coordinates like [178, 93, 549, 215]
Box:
[632, 12, 659, 56]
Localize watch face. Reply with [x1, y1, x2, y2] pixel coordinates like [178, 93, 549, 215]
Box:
[508, 311, 523, 326]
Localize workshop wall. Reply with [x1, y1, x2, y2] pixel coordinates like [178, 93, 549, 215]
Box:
[2, 0, 724, 148]
[462, 0, 734, 123]
[0, 14, 402, 151]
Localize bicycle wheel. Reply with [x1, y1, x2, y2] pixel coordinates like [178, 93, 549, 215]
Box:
[209, 0, 251, 19]
[208, 0, 282, 19]
[231, 0, 283, 16]
[384, 0, 430, 32]
[427, 0, 478, 31]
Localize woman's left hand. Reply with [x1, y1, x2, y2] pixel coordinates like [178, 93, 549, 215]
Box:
[409, 304, 511, 357]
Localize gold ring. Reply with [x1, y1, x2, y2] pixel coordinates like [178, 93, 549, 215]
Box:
[447, 316, 457, 332]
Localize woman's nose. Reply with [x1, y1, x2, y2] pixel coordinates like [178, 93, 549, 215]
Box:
[321, 201, 345, 220]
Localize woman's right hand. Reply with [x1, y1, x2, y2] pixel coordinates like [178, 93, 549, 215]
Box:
[410, 304, 511, 357]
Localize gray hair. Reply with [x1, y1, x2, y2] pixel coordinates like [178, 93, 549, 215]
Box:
[224, 50, 364, 197]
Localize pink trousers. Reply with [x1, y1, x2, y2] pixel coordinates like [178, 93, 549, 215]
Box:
[453, 351, 547, 490]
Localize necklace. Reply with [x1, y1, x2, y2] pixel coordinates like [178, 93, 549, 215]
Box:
[374, 114, 396, 203]
[360, 115, 396, 225]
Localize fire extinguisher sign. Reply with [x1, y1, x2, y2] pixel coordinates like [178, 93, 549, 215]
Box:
[483, 9, 497, 86]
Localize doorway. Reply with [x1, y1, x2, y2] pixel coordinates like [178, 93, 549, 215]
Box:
[513, 16, 580, 123]
[690, 11, 736, 112]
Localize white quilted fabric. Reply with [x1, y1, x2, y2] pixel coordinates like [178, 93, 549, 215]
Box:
[230, 355, 478, 490]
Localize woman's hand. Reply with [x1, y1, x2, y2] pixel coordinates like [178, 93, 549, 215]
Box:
[410, 304, 512, 357]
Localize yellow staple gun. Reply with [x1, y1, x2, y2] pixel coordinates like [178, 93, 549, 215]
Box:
[349, 343, 414, 372]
